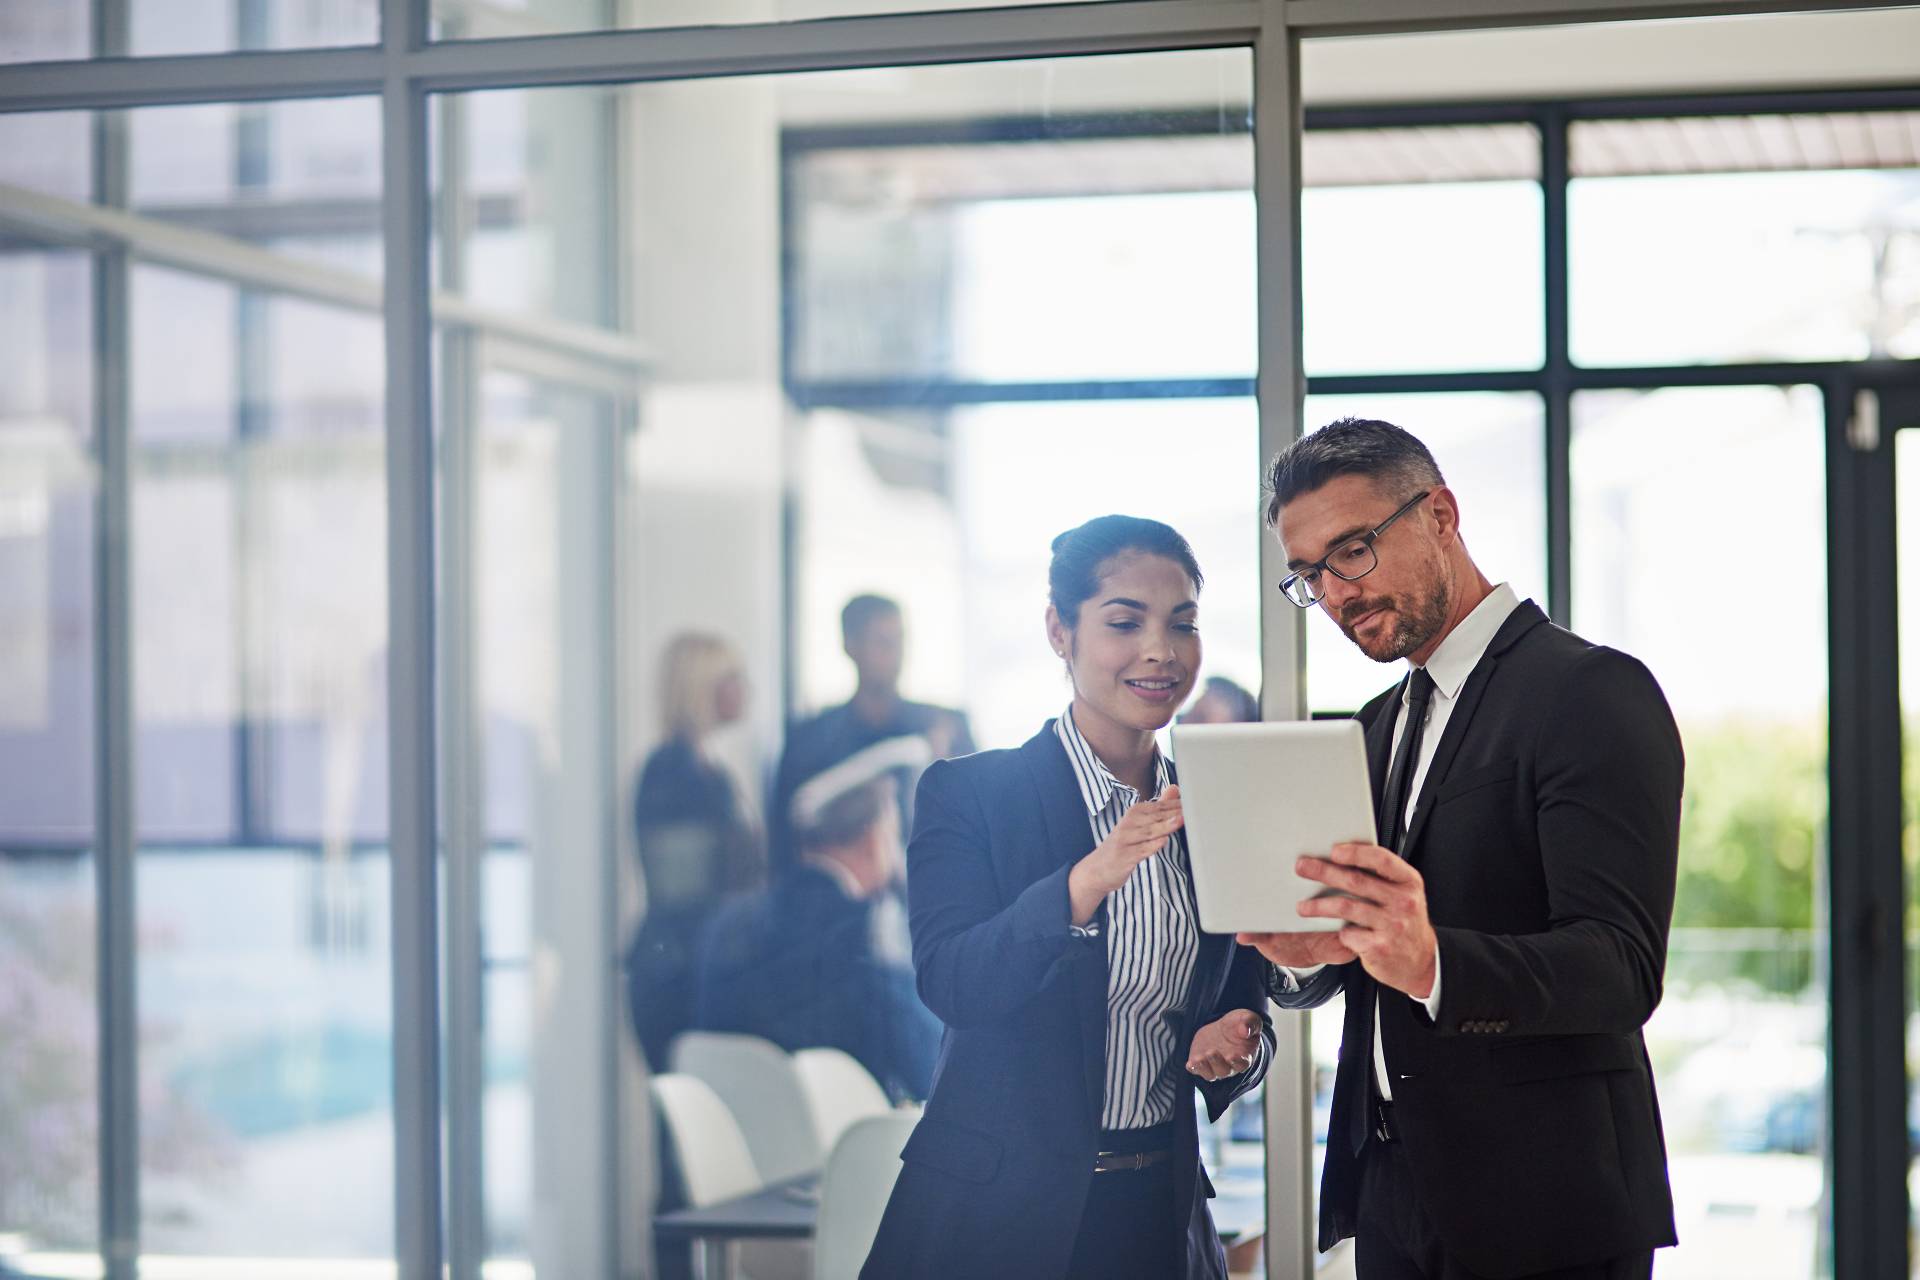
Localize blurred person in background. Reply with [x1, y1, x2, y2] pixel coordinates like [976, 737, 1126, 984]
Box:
[864, 515, 1274, 1280]
[771, 594, 975, 870]
[625, 631, 765, 1069]
[1177, 675, 1260, 725]
[695, 748, 942, 1102]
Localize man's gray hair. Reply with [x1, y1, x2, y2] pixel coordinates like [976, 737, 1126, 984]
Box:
[1263, 417, 1445, 527]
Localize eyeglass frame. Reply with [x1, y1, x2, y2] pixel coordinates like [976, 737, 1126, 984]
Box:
[1276, 489, 1432, 608]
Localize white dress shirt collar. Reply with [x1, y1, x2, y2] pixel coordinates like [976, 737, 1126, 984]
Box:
[1408, 582, 1522, 702]
[1055, 705, 1172, 817]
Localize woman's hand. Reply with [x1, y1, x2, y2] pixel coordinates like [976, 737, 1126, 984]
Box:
[1066, 785, 1183, 926]
[1186, 1008, 1262, 1082]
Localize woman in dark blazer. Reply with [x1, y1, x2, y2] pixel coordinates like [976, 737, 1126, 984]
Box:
[864, 515, 1275, 1280]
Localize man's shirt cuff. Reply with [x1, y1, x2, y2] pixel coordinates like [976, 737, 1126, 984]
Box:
[1274, 963, 1326, 992]
[1275, 953, 1438, 1019]
[1418, 944, 1443, 1020]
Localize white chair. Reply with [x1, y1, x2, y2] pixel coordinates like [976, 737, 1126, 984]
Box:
[653, 1073, 809, 1280]
[812, 1112, 918, 1280]
[650, 1072, 761, 1207]
[671, 1031, 824, 1183]
[792, 1048, 894, 1154]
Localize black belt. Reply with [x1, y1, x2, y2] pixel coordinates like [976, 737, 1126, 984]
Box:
[1092, 1148, 1171, 1173]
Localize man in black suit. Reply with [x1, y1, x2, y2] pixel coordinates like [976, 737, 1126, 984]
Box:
[1239, 418, 1682, 1279]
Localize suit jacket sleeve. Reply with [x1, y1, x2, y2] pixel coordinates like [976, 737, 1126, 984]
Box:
[906, 760, 1081, 1030]
[1196, 943, 1278, 1122]
[1263, 959, 1349, 1010]
[1433, 648, 1682, 1038]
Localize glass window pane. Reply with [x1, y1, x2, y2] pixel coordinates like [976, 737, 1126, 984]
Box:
[1, 0, 378, 63]
[793, 131, 1252, 386]
[791, 144, 1251, 383]
[0, 233, 98, 1271]
[1299, 392, 1547, 715]
[111, 97, 387, 1264]
[801, 398, 1262, 755]
[2, 94, 390, 1272]
[437, 86, 635, 1270]
[436, 0, 1156, 39]
[1573, 384, 1827, 1280]
[1304, 126, 1543, 376]
[1570, 112, 1920, 367]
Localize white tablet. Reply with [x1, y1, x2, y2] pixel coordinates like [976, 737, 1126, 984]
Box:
[1169, 719, 1377, 935]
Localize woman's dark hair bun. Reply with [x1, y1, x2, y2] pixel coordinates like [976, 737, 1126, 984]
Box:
[1048, 515, 1202, 626]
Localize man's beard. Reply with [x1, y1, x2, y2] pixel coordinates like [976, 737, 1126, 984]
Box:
[1333, 576, 1451, 663]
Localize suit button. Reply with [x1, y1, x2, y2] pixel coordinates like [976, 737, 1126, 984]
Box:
[1495, 1020, 1508, 1032]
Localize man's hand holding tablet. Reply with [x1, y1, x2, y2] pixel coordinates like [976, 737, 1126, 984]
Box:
[1236, 840, 1438, 1000]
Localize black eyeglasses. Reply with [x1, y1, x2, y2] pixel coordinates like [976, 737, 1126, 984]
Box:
[1277, 490, 1431, 608]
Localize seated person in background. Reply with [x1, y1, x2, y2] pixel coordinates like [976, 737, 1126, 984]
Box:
[770, 594, 975, 871]
[696, 744, 942, 1103]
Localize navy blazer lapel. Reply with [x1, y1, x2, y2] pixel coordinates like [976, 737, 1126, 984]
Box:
[1020, 724, 1108, 1124]
[1021, 724, 1099, 874]
[1401, 600, 1549, 861]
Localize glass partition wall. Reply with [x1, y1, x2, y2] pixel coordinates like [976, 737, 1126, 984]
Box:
[432, 55, 1264, 1280]
[5, 6, 1920, 1280]
[0, 95, 396, 1276]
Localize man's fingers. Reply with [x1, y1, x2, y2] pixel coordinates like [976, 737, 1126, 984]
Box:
[1339, 925, 1382, 953]
[1329, 841, 1415, 882]
[1235, 929, 1350, 967]
[1298, 857, 1397, 900]
[1297, 894, 1387, 931]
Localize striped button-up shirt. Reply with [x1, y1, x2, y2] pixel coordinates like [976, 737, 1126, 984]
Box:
[1054, 707, 1201, 1130]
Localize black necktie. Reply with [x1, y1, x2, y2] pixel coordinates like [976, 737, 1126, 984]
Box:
[1379, 667, 1436, 854]
[1350, 666, 1436, 1155]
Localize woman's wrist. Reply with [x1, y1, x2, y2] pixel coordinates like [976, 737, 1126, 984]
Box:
[1066, 854, 1114, 926]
